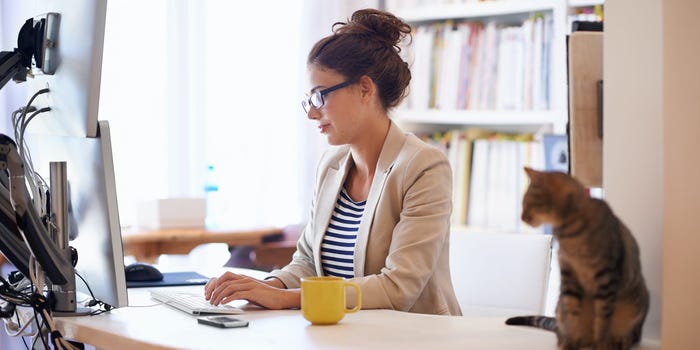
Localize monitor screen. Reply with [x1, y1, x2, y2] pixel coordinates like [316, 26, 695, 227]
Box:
[27, 120, 128, 308]
[2, 0, 107, 138]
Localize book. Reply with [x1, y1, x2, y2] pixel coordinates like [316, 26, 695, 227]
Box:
[543, 134, 569, 173]
[467, 138, 489, 228]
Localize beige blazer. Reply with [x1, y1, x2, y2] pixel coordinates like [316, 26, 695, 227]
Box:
[270, 122, 461, 316]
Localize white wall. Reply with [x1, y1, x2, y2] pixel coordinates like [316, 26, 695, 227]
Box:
[607, 0, 700, 346]
[605, 0, 663, 341]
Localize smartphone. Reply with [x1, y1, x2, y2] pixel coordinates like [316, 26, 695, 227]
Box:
[197, 316, 249, 328]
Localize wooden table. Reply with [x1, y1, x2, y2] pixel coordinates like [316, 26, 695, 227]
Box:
[121, 227, 283, 263]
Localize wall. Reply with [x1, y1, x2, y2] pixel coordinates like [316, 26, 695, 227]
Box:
[605, 0, 663, 341]
[662, 0, 700, 347]
[608, 0, 700, 346]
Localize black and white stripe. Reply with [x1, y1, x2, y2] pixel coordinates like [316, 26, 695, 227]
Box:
[321, 188, 365, 278]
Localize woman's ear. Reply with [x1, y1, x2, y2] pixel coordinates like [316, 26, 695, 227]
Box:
[358, 75, 375, 101]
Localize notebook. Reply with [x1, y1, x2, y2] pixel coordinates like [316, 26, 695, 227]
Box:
[127, 271, 210, 288]
[150, 289, 244, 315]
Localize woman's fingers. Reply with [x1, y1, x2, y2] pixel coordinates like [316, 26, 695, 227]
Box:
[204, 277, 218, 299]
[204, 272, 246, 300]
[208, 276, 255, 305]
[203, 273, 294, 310]
[213, 281, 256, 305]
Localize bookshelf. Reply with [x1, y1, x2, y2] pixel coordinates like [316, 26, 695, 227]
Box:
[388, 0, 564, 22]
[385, 0, 603, 233]
[567, 0, 604, 33]
[388, 0, 569, 134]
[568, 0, 604, 8]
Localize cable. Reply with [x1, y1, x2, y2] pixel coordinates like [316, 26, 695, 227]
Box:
[74, 271, 94, 300]
[21, 332, 29, 350]
[20, 106, 51, 143]
[0, 276, 32, 307]
[41, 308, 79, 350]
[4, 311, 35, 338]
[21, 88, 49, 116]
[0, 274, 77, 347]
[11, 89, 51, 216]
[32, 306, 49, 350]
[31, 331, 40, 349]
[15, 88, 48, 147]
[75, 271, 114, 314]
[18, 106, 51, 212]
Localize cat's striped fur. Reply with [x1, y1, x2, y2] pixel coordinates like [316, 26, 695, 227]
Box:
[505, 167, 649, 350]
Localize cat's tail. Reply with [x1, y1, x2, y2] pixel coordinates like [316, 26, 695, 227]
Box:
[505, 316, 557, 331]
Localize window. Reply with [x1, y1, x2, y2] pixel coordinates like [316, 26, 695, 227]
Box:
[101, 0, 308, 229]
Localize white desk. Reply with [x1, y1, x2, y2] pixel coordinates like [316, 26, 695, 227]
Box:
[53, 268, 660, 350]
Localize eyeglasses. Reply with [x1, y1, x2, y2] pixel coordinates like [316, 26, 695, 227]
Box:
[301, 80, 354, 113]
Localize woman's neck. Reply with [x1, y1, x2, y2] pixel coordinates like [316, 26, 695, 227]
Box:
[350, 117, 390, 179]
[345, 117, 390, 201]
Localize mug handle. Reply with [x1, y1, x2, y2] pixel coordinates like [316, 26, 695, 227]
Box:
[344, 282, 361, 314]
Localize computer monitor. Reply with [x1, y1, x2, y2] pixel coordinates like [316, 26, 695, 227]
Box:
[27, 120, 128, 308]
[0, 0, 126, 310]
[3, 0, 107, 138]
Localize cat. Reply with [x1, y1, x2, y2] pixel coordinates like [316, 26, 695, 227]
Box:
[505, 167, 649, 350]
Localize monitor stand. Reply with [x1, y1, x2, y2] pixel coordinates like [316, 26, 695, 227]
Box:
[48, 161, 91, 317]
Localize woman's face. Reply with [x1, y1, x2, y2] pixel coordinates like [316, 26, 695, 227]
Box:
[305, 65, 362, 146]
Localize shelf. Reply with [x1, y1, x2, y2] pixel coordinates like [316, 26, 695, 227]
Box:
[568, 0, 604, 8]
[388, 0, 572, 236]
[392, 109, 562, 126]
[392, 0, 561, 22]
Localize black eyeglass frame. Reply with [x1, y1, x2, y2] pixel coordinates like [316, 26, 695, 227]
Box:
[301, 79, 355, 113]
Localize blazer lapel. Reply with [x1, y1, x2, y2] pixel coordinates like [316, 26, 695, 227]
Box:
[353, 122, 406, 276]
[313, 150, 353, 276]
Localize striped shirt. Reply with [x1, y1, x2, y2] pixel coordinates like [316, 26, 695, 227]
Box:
[320, 188, 365, 278]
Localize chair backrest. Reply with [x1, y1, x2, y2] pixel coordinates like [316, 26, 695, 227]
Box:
[449, 231, 553, 316]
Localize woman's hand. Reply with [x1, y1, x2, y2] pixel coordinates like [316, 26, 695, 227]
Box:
[204, 271, 300, 310]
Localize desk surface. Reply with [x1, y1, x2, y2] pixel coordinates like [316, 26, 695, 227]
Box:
[122, 227, 283, 263]
[54, 268, 661, 350]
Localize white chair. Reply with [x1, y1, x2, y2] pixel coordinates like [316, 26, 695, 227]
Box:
[449, 231, 553, 316]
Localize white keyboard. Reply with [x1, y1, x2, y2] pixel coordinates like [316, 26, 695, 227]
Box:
[150, 290, 244, 315]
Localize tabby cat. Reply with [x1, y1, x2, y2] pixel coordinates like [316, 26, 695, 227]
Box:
[505, 167, 649, 350]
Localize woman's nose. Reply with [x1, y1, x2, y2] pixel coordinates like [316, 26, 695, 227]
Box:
[306, 107, 320, 120]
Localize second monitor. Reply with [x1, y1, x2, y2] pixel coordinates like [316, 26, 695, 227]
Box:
[28, 120, 128, 309]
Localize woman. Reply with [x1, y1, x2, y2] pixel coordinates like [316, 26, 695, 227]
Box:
[205, 8, 461, 316]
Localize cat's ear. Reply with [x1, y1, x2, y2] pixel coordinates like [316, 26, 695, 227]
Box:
[524, 167, 539, 180]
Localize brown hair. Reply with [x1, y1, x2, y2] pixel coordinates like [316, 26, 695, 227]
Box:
[307, 9, 412, 111]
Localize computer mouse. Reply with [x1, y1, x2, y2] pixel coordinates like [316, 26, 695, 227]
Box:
[124, 263, 164, 282]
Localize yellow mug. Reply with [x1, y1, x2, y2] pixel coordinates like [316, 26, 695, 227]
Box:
[301, 276, 361, 325]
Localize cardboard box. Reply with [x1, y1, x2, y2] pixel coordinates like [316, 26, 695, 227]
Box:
[136, 198, 206, 229]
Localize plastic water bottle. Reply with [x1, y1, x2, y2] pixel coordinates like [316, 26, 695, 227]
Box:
[204, 165, 221, 228]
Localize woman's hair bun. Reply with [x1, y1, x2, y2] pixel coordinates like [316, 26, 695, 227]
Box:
[333, 9, 411, 52]
[310, 8, 413, 110]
